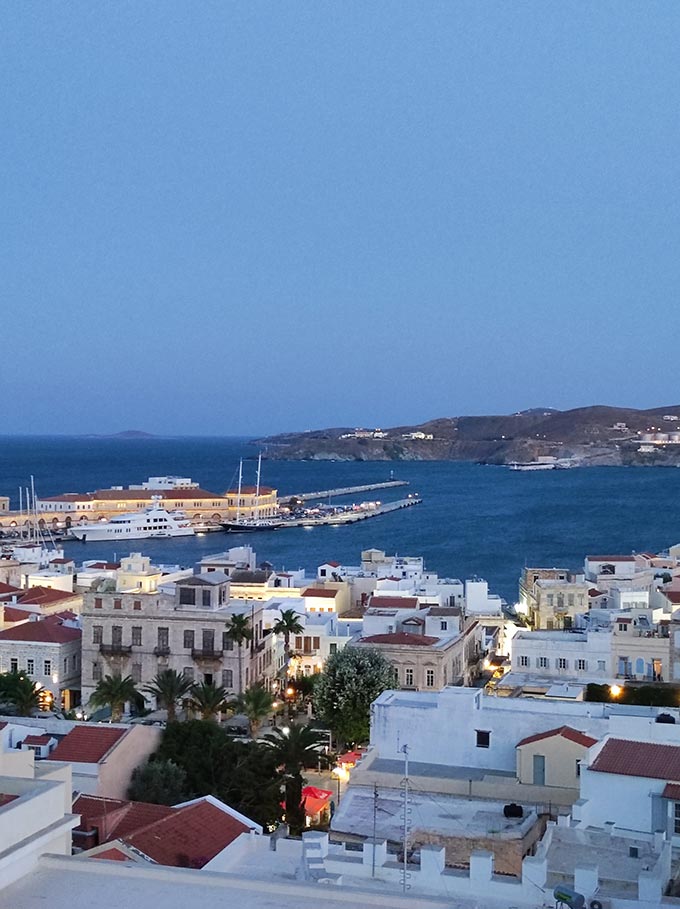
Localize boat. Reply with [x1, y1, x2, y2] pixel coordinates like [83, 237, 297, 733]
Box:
[69, 503, 195, 542]
[221, 454, 282, 533]
[508, 456, 577, 471]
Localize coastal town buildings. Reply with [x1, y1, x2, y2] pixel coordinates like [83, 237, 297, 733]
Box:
[0, 615, 81, 709]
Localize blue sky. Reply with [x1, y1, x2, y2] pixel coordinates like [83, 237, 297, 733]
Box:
[2, 2, 679, 435]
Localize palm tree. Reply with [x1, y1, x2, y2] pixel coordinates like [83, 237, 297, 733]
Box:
[272, 608, 304, 677]
[89, 674, 143, 723]
[263, 724, 325, 835]
[225, 613, 252, 694]
[144, 669, 193, 722]
[1, 671, 42, 716]
[232, 683, 274, 738]
[189, 682, 230, 720]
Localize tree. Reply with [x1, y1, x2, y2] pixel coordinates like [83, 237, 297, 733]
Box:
[144, 669, 193, 722]
[232, 683, 274, 738]
[189, 682, 230, 720]
[272, 608, 304, 676]
[157, 720, 283, 828]
[0, 671, 41, 716]
[263, 724, 325, 836]
[225, 613, 252, 694]
[89, 674, 143, 722]
[314, 647, 397, 745]
[127, 759, 189, 805]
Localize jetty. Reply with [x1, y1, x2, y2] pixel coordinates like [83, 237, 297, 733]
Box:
[279, 496, 421, 528]
[279, 480, 408, 503]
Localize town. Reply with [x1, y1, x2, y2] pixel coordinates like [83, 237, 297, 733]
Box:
[2, 527, 680, 908]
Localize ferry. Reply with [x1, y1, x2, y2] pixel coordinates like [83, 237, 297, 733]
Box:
[69, 505, 195, 542]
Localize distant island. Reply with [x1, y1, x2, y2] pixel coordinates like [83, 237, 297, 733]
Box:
[87, 430, 156, 439]
[258, 405, 680, 467]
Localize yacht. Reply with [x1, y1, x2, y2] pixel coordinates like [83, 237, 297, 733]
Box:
[70, 505, 195, 542]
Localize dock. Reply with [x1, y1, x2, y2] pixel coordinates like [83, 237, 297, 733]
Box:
[279, 496, 421, 528]
[279, 480, 408, 503]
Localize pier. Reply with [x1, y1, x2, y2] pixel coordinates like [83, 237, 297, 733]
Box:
[279, 496, 421, 528]
[279, 480, 408, 503]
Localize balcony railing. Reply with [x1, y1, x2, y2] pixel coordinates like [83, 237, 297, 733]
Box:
[154, 646, 171, 656]
[99, 643, 132, 657]
[192, 648, 223, 662]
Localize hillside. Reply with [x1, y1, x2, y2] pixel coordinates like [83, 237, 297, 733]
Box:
[259, 406, 680, 466]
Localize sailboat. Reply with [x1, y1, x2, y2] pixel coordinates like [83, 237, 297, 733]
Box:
[221, 454, 282, 533]
[10, 477, 65, 565]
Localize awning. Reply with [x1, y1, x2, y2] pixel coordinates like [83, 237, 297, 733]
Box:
[337, 751, 361, 766]
[302, 786, 333, 816]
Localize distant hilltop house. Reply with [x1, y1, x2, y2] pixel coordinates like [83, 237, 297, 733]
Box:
[339, 428, 388, 440]
[401, 431, 434, 440]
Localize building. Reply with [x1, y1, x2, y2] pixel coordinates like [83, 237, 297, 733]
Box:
[0, 616, 82, 709]
[223, 485, 279, 521]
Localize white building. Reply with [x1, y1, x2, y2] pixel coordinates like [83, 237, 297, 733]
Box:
[0, 617, 82, 709]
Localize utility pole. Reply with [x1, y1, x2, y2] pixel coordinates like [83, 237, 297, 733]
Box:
[400, 744, 410, 893]
[372, 782, 378, 878]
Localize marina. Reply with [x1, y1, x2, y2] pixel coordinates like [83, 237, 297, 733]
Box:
[279, 480, 408, 502]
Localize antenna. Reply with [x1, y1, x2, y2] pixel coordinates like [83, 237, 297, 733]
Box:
[255, 452, 261, 520]
[236, 459, 243, 524]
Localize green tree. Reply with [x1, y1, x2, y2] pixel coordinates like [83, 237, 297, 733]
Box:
[272, 608, 304, 676]
[263, 724, 325, 836]
[144, 669, 193, 722]
[0, 671, 41, 716]
[189, 682, 230, 720]
[157, 720, 283, 828]
[314, 647, 396, 745]
[232, 683, 274, 738]
[89, 674, 143, 723]
[127, 759, 189, 805]
[225, 613, 253, 694]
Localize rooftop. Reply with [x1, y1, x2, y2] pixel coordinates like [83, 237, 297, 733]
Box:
[590, 737, 680, 780]
[301, 588, 338, 598]
[358, 632, 441, 646]
[50, 725, 127, 764]
[0, 619, 81, 644]
[516, 726, 598, 749]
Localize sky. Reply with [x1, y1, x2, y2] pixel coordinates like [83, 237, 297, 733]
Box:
[1, 2, 679, 436]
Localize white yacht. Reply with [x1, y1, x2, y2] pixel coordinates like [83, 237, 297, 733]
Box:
[69, 505, 195, 542]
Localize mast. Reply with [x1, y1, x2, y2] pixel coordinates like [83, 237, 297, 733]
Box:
[255, 452, 262, 521]
[400, 744, 410, 893]
[236, 459, 243, 524]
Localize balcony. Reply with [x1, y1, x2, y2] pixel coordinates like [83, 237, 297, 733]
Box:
[154, 646, 171, 657]
[99, 643, 132, 657]
[192, 648, 223, 662]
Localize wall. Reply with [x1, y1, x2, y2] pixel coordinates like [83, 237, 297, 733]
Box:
[516, 735, 589, 789]
[98, 724, 161, 799]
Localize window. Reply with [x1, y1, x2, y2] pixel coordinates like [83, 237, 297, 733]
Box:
[618, 623, 628, 632]
[93, 625, 103, 644]
[202, 589, 211, 607]
[63, 658, 68, 675]
[185, 630, 195, 649]
[131, 663, 142, 683]
[425, 668, 435, 687]
[179, 587, 195, 606]
[329, 643, 338, 655]
[295, 636, 303, 651]
[44, 660, 52, 676]
[10, 658, 18, 673]
[133, 600, 142, 611]
[538, 656, 549, 669]
[405, 668, 414, 687]
[112, 626, 122, 647]
[576, 760, 581, 778]
[93, 662, 102, 681]
[222, 669, 233, 688]
[131, 626, 142, 647]
[557, 658, 568, 670]
[183, 666, 194, 681]
[576, 659, 587, 671]
[223, 634, 234, 651]
[597, 660, 606, 672]
[94, 597, 102, 610]
[313, 636, 320, 650]
[518, 655, 529, 668]
[440, 620, 448, 631]
[113, 598, 122, 610]
[26, 659, 34, 675]
[674, 802, 680, 836]
[158, 627, 169, 649]
[476, 730, 490, 748]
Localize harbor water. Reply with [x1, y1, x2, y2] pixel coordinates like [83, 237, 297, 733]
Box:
[1, 435, 680, 603]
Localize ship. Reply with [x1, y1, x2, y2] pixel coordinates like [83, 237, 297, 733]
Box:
[69, 504, 195, 542]
[221, 454, 282, 533]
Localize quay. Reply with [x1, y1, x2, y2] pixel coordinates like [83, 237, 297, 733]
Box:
[280, 496, 421, 528]
[280, 480, 408, 503]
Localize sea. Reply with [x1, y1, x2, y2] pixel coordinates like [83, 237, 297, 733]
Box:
[1, 435, 680, 604]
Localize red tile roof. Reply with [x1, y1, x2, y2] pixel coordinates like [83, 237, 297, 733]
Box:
[224, 486, 274, 496]
[368, 596, 419, 609]
[42, 488, 223, 502]
[0, 619, 80, 644]
[517, 726, 598, 749]
[662, 783, 680, 800]
[50, 726, 127, 764]
[123, 800, 253, 868]
[15, 587, 76, 606]
[0, 582, 21, 596]
[86, 562, 121, 570]
[590, 738, 680, 780]
[2, 606, 34, 623]
[359, 632, 440, 646]
[0, 794, 18, 808]
[22, 734, 53, 746]
[588, 589, 605, 597]
[662, 591, 680, 605]
[73, 794, 173, 840]
[302, 587, 338, 598]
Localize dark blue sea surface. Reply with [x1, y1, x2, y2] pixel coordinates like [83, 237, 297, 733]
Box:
[1, 435, 679, 603]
